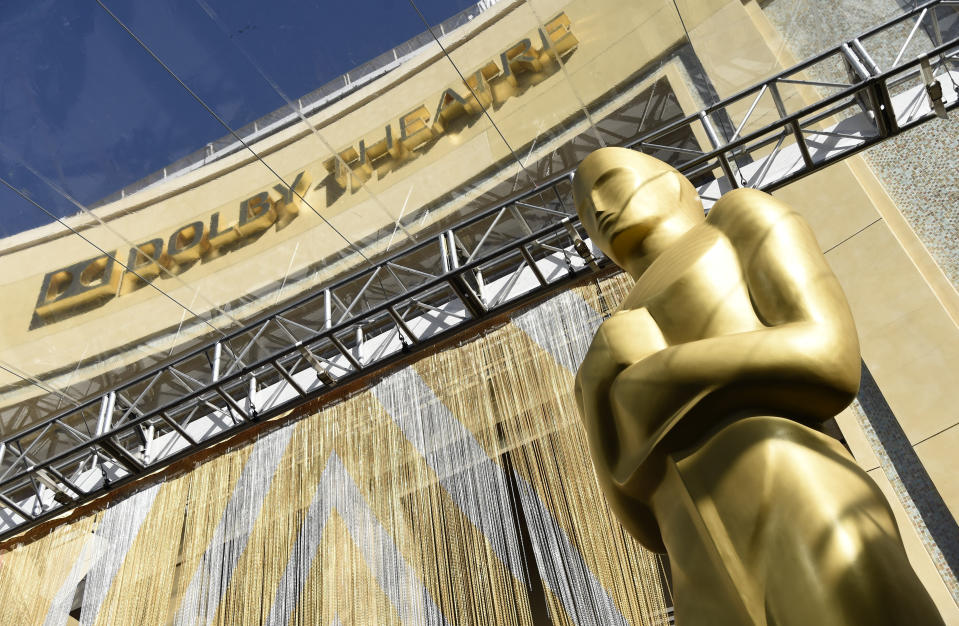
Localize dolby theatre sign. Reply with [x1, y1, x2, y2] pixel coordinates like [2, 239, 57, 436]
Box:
[32, 13, 578, 324]
[34, 171, 312, 322]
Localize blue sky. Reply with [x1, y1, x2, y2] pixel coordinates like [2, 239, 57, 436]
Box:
[0, 0, 477, 236]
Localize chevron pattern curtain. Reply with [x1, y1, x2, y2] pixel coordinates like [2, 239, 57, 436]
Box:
[0, 275, 671, 626]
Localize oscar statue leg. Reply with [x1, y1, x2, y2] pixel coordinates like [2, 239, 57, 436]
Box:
[650, 416, 944, 626]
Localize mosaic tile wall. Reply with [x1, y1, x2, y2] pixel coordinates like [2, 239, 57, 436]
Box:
[763, 0, 959, 289]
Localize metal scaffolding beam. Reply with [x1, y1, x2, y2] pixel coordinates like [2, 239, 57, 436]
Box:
[1, 0, 957, 541]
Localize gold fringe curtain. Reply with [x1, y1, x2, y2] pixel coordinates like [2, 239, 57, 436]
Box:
[0, 511, 100, 625]
[0, 276, 670, 625]
[418, 282, 669, 625]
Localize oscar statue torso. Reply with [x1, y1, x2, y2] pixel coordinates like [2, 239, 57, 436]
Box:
[605, 222, 762, 480]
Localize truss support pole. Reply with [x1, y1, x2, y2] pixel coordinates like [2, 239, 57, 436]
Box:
[700, 111, 739, 188]
[324, 289, 333, 330]
[212, 342, 222, 383]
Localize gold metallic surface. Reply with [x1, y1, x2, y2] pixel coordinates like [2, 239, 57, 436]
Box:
[572, 147, 944, 624]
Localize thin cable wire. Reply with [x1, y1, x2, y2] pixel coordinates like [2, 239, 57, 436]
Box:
[93, 0, 373, 268]
[671, 0, 693, 46]
[0, 168, 263, 444]
[190, 0, 460, 313]
[0, 361, 81, 409]
[0, 0, 591, 443]
[190, 0, 452, 327]
[2, 1, 397, 428]
[0, 174, 228, 339]
[520, 0, 608, 150]
[0, 149, 245, 333]
[2, 0, 416, 443]
[100, 0, 416, 327]
[191, 0, 417, 246]
[406, 0, 539, 187]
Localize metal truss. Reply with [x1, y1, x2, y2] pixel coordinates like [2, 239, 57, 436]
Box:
[1, 0, 956, 540]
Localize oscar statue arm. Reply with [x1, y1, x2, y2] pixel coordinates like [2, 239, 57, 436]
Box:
[574, 308, 669, 549]
[610, 189, 861, 449]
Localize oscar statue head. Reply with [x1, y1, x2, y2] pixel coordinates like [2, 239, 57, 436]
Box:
[573, 147, 704, 277]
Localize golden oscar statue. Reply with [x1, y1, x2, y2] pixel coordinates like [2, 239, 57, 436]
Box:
[572, 148, 944, 625]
